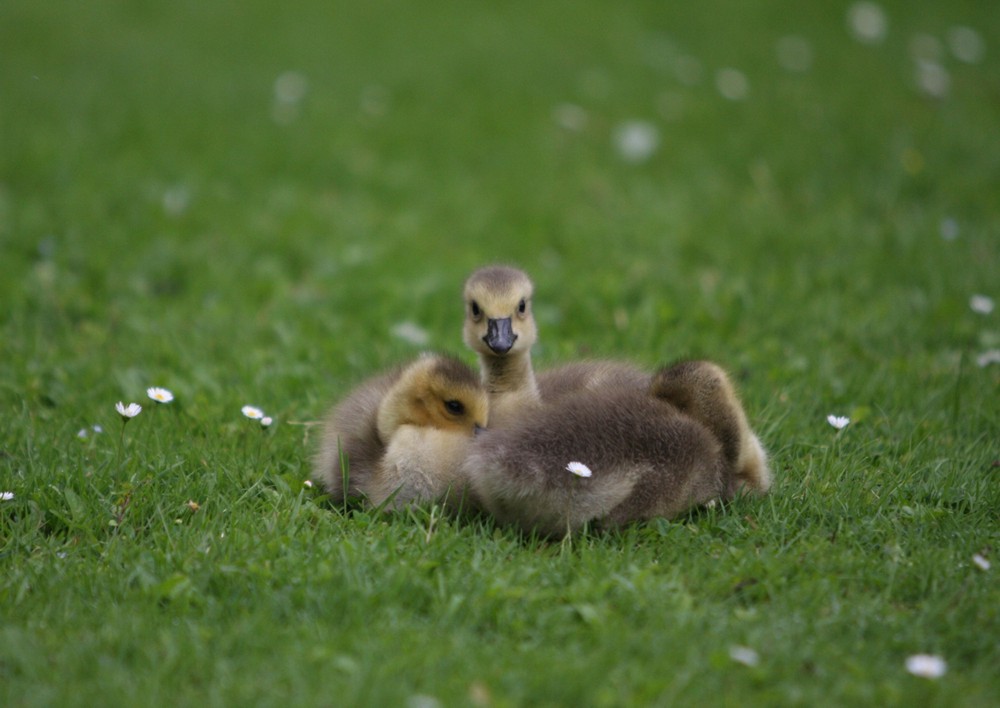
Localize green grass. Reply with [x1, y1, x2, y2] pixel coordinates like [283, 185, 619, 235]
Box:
[2, 0, 998, 705]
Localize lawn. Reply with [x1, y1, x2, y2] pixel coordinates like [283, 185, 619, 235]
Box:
[2, 0, 998, 705]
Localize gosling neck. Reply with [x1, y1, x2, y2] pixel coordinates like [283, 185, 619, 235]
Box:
[480, 349, 539, 397]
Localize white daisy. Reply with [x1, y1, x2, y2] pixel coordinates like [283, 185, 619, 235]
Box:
[613, 120, 660, 163]
[274, 71, 308, 105]
[78, 424, 104, 439]
[566, 461, 593, 478]
[976, 350, 1000, 368]
[939, 218, 959, 241]
[715, 68, 750, 101]
[260, 416, 273, 428]
[729, 645, 760, 667]
[1, 492, 14, 502]
[147, 387, 174, 404]
[775, 35, 813, 73]
[972, 554, 990, 571]
[847, 2, 887, 45]
[552, 103, 588, 132]
[115, 401, 142, 420]
[391, 321, 430, 346]
[905, 654, 946, 679]
[303, 479, 314, 489]
[947, 26, 985, 65]
[969, 294, 994, 315]
[241, 405, 265, 420]
[827, 414, 850, 430]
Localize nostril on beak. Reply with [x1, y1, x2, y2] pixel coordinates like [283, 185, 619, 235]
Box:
[484, 317, 516, 354]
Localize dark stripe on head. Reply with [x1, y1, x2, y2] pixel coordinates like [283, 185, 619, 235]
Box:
[431, 355, 482, 389]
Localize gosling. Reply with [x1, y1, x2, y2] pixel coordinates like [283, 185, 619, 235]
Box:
[462, 373, 731, 537]
[461, 265, 770, 491]
[312, 354, 488, 509]
[650, 360, 770, 493]
[462, 265, 541, 427]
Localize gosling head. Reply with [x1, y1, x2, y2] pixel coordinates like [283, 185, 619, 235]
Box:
[463, 265, 538, 358]
[377, 355, 489, 442]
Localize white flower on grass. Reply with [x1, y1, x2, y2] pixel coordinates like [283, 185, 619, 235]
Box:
[274, 71, 308, 105]
[566, 461, 593, 478]
[939, 217, 959, 241]
[827, 414, 850, 430]
[905, 654, 947, 679]
[115, 402, 142, 421]
[775, 35, 813, 73]
[260, 416, 273, 428]
[303, 479, 314, 489]
[847, 2, 887, 45]
[391, 321, 430, 347]
[729, 645, 760, 667]
[947, 26, 985, 65]
[715, 68, 750, 101]
[406, 695, 442, 708]
[241, 405, 265, 420]
[914, 60, 950, 100]
[1, 492, 14, 502]
[271, 71, 309, 126]
[976, 350, 1000, 368]
[613, 121, 660, 164]
[78, 424, 104, 439]
[147, 387, 174, 404]
[162, 185, 191, 218]
[969, 295, 994, 315]
[972, 554, 991, 571]
[552, 103, 588, 132]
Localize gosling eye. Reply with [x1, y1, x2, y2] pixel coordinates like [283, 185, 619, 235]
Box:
[517, 298, 526, 314]
[470, 301, 481, 318]
[444, 400, 465, 416]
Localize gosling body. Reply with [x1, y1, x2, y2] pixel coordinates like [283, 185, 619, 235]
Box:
[463, 381, 729, 537]
[312, 355, 488, 508]
[650, 360, 770, 494]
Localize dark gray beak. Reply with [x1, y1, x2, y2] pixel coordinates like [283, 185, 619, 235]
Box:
[474, 424, 486, 436]
[483, 317, 517, 354]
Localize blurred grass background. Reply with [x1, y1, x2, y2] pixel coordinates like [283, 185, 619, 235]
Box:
[2, 0, 998, 705]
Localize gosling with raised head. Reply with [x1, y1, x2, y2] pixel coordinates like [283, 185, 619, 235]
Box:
[463, 265, 541, 427]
